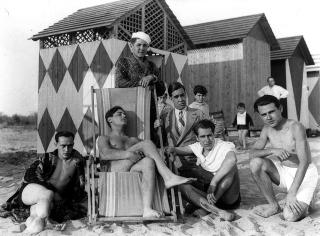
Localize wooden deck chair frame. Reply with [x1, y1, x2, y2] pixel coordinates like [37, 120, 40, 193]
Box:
[86, 86, 178, 224]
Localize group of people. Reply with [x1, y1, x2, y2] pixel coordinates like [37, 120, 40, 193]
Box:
[3, 31, 317, 234]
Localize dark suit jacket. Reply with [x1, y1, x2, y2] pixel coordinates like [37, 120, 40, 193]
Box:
[161, 107, 206, 147]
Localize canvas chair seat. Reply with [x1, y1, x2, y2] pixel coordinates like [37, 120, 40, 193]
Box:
[87, 87, 175, 223]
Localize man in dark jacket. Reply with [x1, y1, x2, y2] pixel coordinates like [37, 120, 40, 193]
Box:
[2, 131, 86, 234]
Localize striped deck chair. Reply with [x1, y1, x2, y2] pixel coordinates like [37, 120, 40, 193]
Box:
[87, 86, 177, 224]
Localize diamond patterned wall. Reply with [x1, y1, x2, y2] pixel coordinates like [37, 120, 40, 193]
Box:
[37, 38, 187, 154]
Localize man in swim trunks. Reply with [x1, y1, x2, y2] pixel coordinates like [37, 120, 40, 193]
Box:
[250, 95, 318, 221]
[97, 106, 195, 218]
[15, 131, 85, 233]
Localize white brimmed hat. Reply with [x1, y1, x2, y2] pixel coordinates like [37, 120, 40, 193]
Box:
[131, 32, 151, 44]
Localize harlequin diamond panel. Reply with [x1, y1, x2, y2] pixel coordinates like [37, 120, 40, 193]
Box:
[38, 108, 55, 152]
[38, 55, 47, 90]
[165, 54, 179, 85]
[90, 42, 113, 88]
[56, 108, 77, 135]
[37, 38, 187, 154]
[78, 108, 99, 154]
[180, 62, 189, 86]
[68, 46, 89, 91]
[48, 49, 67, 92]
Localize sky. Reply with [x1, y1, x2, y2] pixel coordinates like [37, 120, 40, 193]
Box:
[0, 0, 319, 115]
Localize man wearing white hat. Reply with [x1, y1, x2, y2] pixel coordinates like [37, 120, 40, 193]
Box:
[115, 31, 159, 88]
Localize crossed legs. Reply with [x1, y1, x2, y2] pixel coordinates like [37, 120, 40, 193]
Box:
[126, 140, 195, 188]
[130, 157, 163, 218]
[179, 165, 240, 221]
[250, 157, 308, 221]
[109, 157, 163, 218]
[21, 183, 54, 234]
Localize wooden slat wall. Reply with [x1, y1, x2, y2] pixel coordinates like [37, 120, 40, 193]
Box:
[187, 44, 243, 124]
[242, 23, 271, 126]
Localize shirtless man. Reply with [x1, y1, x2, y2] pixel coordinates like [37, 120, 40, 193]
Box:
[250, 95, 318, 221]
[98, 106, 195, 218]
[20, 131, 85, 233]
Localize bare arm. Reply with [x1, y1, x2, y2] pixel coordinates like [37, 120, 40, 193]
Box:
[249, 127, 290, 160]
[209, 151, 237, 187]
[288, 123, 311, 196]
[97, 136, 136, 161]
[249, 127, 270, 157]
[165, 145, 193, 156]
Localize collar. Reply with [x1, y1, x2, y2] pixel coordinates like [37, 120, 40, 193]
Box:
[175, 107, 187, 117]
[200, 139, 216, 158]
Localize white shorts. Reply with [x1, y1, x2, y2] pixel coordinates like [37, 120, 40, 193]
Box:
[271, 160, 318, 205]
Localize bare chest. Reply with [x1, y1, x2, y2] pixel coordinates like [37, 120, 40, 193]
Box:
[48, 160, 77, 191]
[109, 136, 135, 150]
[268, 127, 296, 153]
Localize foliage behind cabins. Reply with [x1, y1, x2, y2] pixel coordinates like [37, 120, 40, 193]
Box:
[0, 112, 37, 128]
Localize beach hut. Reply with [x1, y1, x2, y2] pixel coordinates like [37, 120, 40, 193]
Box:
[184, 13, 279, 126]
[31, 0, 193, 154]
[271, 36, 314, 128]
[306, 54, 320, 129]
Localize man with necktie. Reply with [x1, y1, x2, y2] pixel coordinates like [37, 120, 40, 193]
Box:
[159, 82, 216, 215]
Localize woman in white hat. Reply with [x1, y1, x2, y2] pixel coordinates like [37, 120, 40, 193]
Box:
[115, 32, 159, 88]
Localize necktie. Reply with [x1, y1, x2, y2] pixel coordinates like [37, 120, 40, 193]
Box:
[178, 111, 185, 134]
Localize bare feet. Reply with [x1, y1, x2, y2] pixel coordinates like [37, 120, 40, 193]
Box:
[253, 204, 281, 217]
[143, 208, 163, 218]
[199, 198, 235, 221]
[24, 216, 45, 234]
[164, 175, 196, 189]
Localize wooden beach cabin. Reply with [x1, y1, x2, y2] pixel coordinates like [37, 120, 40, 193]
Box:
[31, 0, 193, 154]
[184, 13, 279, 126]
[271, 36, 314, 128]
[306, 54, 320, 129]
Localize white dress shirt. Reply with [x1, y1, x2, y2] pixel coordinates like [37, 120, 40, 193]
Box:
[257, 85, 289, 99]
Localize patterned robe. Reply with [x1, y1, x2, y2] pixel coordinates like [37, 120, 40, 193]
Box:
[115, 54, 159, 88]
[1, 150, 86, 222]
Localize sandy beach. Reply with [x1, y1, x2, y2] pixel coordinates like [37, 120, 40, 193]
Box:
[0, 127, 319, 236]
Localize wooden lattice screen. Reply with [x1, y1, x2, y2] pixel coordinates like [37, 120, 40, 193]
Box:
[144, 1, 164, 49]
[39, 0, 187, 54]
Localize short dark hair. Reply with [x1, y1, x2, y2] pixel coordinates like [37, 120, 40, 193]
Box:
[105, 106, 125, 127]
[267, 76, 274, 82]
[237, 102, 245, 108]
[168, 82, 185, 97]
[193, 119, 215, 136]
[193, 85, 207, 95]
[55, 131, 75, 142]
[254, 95, 281, 112]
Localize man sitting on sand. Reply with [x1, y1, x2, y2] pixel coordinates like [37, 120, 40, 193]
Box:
[165, 119, 240, 221]
[4, 131, 86, 234]
[97, 106, 195, 218]
[250, 95, 318, 221]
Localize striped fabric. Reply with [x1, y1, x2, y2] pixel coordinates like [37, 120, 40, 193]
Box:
[94, 87, 170, 217]
[95, 87, 151, 139]
[98, 172, 170, 216]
